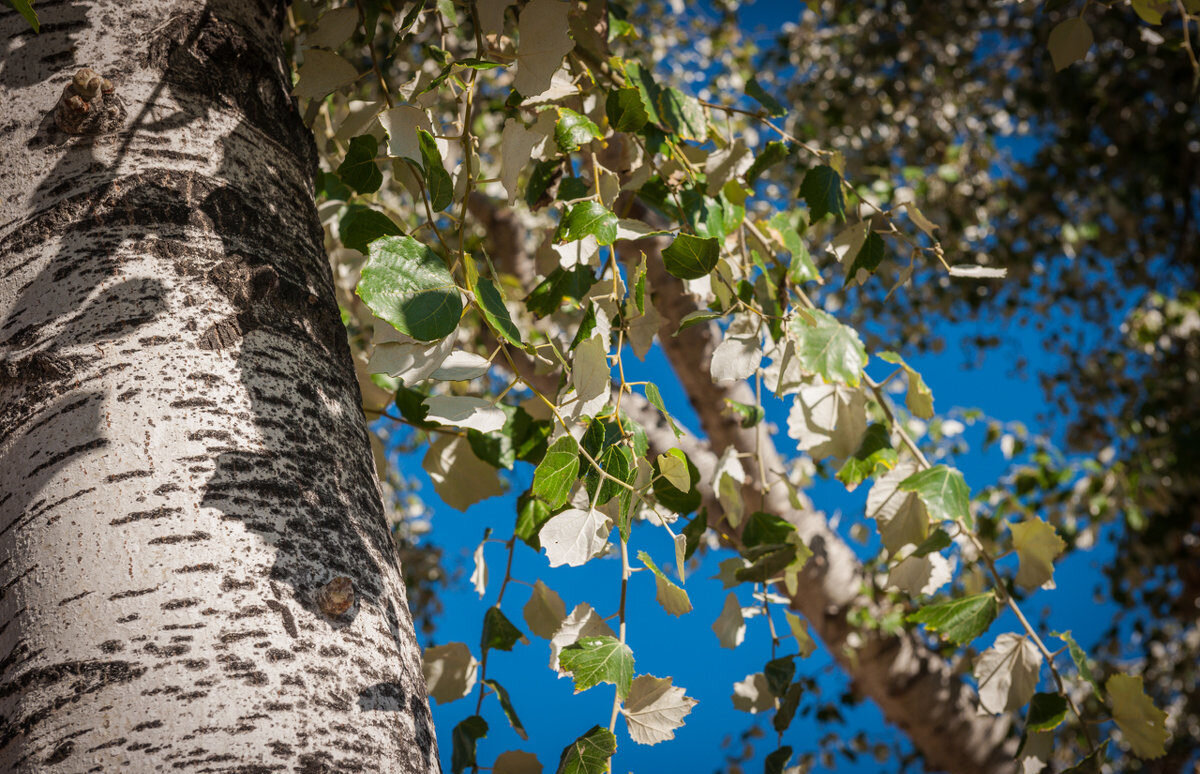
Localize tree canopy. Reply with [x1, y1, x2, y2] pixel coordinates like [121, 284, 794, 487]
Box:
[12, 0, 1197, 770]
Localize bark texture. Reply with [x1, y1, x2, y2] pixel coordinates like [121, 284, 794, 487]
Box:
[0, 2, 437, 771]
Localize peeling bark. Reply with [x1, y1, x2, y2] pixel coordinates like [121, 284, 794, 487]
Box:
[0, 2, 436, 771]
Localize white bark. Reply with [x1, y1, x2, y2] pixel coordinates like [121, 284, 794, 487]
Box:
[0, 2, 436, 771]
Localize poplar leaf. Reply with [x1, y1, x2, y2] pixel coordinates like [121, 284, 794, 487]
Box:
[431, 351, 492, 381]
[788, 309, 867, 386]
[622, 675, 698, 745]
[481, 606, 528, 652]
[533, 436, 581, 509]
[379, 105, 435, 162]
[1106, 674, 1168, 758]
[787, 383, 868, 461]
[836, 423, 898, 490]
[662, 234, 720, 280]
[712, 592, 746, 649]
[887, 551, 953, 597]
[549, 603, 616, 672]
[563, 201, 619, 245]
[307, 7, 359, 49]
[907, 591, 997, 645]
[424, 435, 504, 511]
[1010, 517, 1066, 590]
[1053, 630, 1102, 698]
[975, 633, 1042, 714]
[638, 551, 692, 617]
[475, 277, 524, 346]
[423, 642, 479, 704]
[339, 205, 403, 253]
[606, 88, 649, 132]
[1026, 692, 1069, 733]
[484, 678, 528, 740]
[337, 134, 383, 194]
[559, 636, 634, 697]
[845, 230, 886, 288]
[358, 236, 462, 342]
[877, 351, 934, 419]
[423, 396, 507, 433]
[656, 452, 691, 492]
[571, 336, 611, 408]
[657, 87, 707, 140]
[417, 129, 453, 211]
[554, 726, 616, 774]
[710, 315, 762, 382]
[293, 49, 359, 98]
[730, 672, 773, 713]
[799, 165, 846, 222]
[515, 0, 574, 97]
[783, 611, 816, 658]
[745, 76, 785, 116]
[471, 540, 488, 597]
[541, 507, 611, 567]
[713, 447, 747, 527]
[524, 579, 568, 639]
[494, 751, 542, 774]
[451, 716, 488, 774]
[899, 465, 972, 527]
[867, 463, 930, 553]
[1048, 17, 1093, 72]
[501, 118, 545, 203]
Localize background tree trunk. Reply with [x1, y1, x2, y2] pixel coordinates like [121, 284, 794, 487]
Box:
[0, 2, 437, 771]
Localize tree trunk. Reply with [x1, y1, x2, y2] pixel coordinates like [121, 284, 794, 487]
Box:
[0, 2, 437, 771]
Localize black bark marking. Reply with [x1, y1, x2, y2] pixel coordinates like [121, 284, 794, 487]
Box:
[109, 506, 181, 526]
[108, 587, 158, 601]
[265, 599, 297, 639]
[148, 530, 210, 545]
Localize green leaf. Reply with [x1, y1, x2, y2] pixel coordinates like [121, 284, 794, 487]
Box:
[764, 746, 793, 774]
[657, 87, 707, 140]
[768, 210, 818, 284]
[394, 386, 437, 428]
[526, 265, 595, 318]
[845, 230, 886, 287]
[339, 205, 404, 254]
[481, 606, 527, 652]
[514, 491, 553, 549]
[789, 309, 867, 386]
[467, 404, 519, 470]
[644, 382, 683, 438]
[912, 528, 952, 558]
[562, 201, 619, 245]
[674, 310, 723, 335]
[555, 726, 617, 774]
[337, 134, 383, 194]
[605, 87, 649, 132]
[533, 436, 580, 509]
[556, 108, 602, 152]
[746, 77, 785, 117]
[681, 508, 708, 561]
[724, 399, 764, 428]
[637, 551, 692, 616]
[836, 423, 897, 490]
[1026, 692, 1069, 732]
[451, 715, 488, 774]
[898, 465, 972, 527]
[746, 141, 793, 185]
[475, 277, 523, 346]
[799, 165, 846, 222]
[773, 684, 803, 733]
[316, 171, 354, 202]
[418, 129, 453, 211]
[1053, 630, 1103, 699]
[624, 61, 663, 126]
[652, 448, 701, 515]
[358, 236, 462, 341]
[763, 655, 796, 698]
[9, 0, 39, 32]
[906, 591, 997, 646]
[741, 512, 795, 549]
[735, 543, 797, 583]
[559, 635, 634, 698]
[662, 234, 720, 280]
[586, 444, 633, 506]
[483, 678, 528, 740]
[526, 159, 565, 209]
[877, 351, 934, 419]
